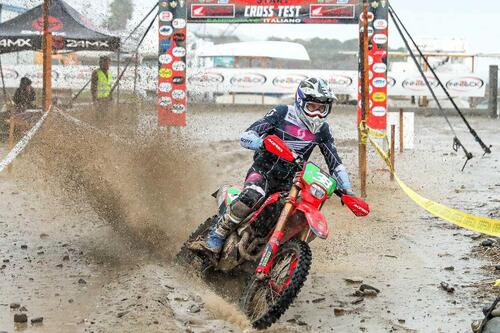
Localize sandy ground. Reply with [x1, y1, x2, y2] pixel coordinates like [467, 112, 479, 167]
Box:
[0, 104, 499, 333]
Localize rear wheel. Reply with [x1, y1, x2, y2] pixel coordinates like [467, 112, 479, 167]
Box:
[175, 216, 216, 272]
[240, 239, 311, 330]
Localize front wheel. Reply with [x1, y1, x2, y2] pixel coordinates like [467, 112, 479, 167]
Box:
[239, 239, 312, 330]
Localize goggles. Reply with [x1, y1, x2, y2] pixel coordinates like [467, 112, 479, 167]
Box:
[304, 101, 331, 118]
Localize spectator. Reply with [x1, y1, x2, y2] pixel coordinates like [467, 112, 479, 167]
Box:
[91, 55, 113, 119]
[13, 77, 36, 112]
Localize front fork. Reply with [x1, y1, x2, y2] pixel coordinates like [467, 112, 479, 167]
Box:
[255, 180, 301, 278]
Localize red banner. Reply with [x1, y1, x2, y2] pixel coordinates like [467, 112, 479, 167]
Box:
[158, 0, 187, 126]
[357, 0, 388, 130]
[187, 0, 360, 24]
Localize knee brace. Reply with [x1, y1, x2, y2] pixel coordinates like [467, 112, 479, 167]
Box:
[230, 185, 266, 220]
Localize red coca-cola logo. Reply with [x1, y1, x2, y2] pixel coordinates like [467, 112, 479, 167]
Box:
[32, 16, 64, 32]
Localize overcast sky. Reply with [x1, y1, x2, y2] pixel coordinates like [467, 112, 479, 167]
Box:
[4, 0, 500, 53]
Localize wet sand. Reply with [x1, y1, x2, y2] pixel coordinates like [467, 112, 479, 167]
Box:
[0, 105, 498, 332]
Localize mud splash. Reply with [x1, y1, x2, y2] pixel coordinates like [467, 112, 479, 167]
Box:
[16, 110, 211, 257]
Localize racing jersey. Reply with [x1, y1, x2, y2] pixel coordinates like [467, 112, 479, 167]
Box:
[240, 105, 352, 190]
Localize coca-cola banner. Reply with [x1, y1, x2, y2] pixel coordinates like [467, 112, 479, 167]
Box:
[158, 0, 187, 126]
[187, 0, 360, 24]
[357, 0, 388, 130]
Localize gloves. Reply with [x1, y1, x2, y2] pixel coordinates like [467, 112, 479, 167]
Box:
[333, 165, 352, 190]
[343, 189, 355, 197]
[240, 131, 263, 151]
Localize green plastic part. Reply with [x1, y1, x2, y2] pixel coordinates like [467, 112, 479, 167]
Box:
[227, 186, 241, 205]
[302, 162, 337, 196]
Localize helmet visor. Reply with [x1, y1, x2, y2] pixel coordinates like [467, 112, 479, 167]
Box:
[304, 101, 331, 118]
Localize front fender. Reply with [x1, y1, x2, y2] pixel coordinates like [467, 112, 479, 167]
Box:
[295, 202, 329, 239]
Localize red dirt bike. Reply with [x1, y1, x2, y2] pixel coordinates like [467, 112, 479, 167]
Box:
[176, 135, 369, 329]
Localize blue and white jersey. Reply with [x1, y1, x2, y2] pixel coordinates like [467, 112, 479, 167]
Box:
[240, 105, 352, 190]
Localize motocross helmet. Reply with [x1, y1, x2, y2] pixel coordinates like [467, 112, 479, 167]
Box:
[294, 77, 337, 133]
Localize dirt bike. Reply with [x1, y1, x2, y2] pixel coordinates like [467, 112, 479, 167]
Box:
[176, 135, 370, 330]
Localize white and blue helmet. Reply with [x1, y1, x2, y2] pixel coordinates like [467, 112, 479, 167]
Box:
[295, 77, 337, 133]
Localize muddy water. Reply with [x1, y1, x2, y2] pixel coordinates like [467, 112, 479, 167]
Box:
[0, 105, 498, 332]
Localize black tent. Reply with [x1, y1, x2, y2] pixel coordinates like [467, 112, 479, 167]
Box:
[0, 0, 120, 54]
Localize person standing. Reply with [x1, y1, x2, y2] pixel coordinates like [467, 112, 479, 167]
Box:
[13, 77, 36, 112]
[12, 77, 38, 123]
[91, 56, 113, 119]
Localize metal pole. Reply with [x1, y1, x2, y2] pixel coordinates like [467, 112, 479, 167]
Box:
[133, 53, 138, 95]
[117, 49, 120, 108]
[399, 108, 404, 153]
[42, 0, 52, 113]
[7, 111, 15, 173]
[358, 0, 369, 198]
[2, 2, 14, 174]
[390, 125, 395, 181]
[489, 65, 498, 119]
[109, 11, 158, 95]
[0, 57, 7, 104]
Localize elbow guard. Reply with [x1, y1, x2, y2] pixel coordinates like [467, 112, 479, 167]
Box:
[240, 131, 263, 151]
[334, 165, 352, 190]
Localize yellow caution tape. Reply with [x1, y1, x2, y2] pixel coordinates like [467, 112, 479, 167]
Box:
[359, 122, 387, 145]
[366, 128, 387, 139]
[367, 136, 500, 237]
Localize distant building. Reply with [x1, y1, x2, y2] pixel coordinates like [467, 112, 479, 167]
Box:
[194, 41, 310, 69]
[391, 37, 475, 74]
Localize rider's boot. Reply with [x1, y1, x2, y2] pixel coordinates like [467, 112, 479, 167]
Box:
[188, 209, 242, 255]
[206, 212, 242, 252]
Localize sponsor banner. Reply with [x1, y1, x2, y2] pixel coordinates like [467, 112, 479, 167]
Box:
[187, 68, 356, 95]
[186, 0, 360, 24]
[186, 68, 486, 98]
[0, 65, 485, 99]
[0, 65, 137, 90]
[357, 0, 388, 130]
[0, 36, 119, 53]
[158, 0, 187, 127]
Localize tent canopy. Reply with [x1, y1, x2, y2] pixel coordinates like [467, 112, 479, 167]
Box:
[0, 0, 120, 54]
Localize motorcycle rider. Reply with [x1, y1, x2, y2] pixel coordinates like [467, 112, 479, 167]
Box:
[189, 77, 354, 257]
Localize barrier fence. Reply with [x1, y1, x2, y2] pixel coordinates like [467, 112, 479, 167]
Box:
[0, 65, 487, 98]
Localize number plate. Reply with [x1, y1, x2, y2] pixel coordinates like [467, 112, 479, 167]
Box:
[302, 162, 337, 196]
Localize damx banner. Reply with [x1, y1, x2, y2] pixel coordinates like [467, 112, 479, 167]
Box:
[158, 0, 187, 126]
[357, 0, 388, 130]
[187, 0, 361, 24]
